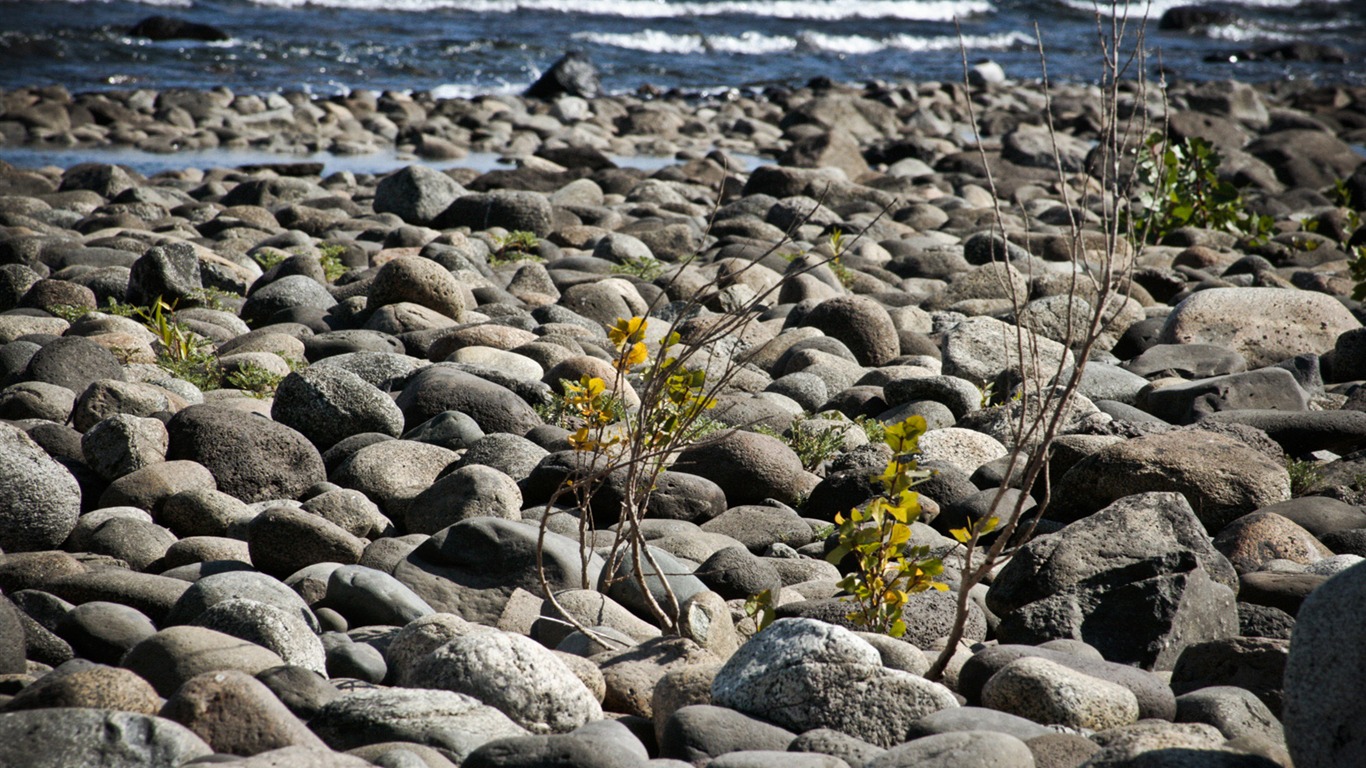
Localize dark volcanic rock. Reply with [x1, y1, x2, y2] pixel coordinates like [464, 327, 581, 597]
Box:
[129, 15, 229, 41]
[525, 51, 602, 99]
[167, 404, 326, 503]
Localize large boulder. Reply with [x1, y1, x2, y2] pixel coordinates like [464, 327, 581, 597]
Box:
[801, 296, 900, 367]
[374, 166, 466, 226]
[988, 492, 1239, 670]
[0, 423, 81, 551]
[1050, 429, 1290, 533]
[166, 405, 326, 503]
[309, 688, 528, 761]
[1158, 287, 1360, 368]
[412, 630, 603, 734]
[939, 315, 1074, 388]
[270, 365, 404, 451]
[395, 365, 542, 436]
[1284, 560, 1366, 767]
[710, 618, 957, 748]
[673, 430, 806, 507]
[0, 708, 212, 767]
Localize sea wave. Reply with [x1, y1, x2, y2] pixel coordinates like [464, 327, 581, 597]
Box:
[571, 29, 1034, 55]
[241, 0, 993, 21]
[1056, 0, 1348, 18]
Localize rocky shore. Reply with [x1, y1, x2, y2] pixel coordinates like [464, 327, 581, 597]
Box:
[2, 73, 1366, 767]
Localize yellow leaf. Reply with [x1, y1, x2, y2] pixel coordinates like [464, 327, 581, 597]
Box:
[609, 316, 648, 348]
[950, 527, 972, 544]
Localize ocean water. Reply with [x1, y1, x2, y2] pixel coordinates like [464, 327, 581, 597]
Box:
[1, 0, 1363, 99]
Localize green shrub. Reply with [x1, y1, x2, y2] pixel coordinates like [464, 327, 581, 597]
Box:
[1126, 133, 1273, 246]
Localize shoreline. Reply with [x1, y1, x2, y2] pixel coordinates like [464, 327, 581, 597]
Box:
[1, 67, 1365, 765]
[4, 76, 1365, 175]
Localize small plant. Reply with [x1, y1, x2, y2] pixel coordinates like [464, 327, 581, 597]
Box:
[318, 243, 349, 282]
[490, 231, 543, 266]
[47, 304, 95, 322]
[186, 287, 239, 311]
[825, 227, 855, 288]
[756, 419, 848, 472]
[827, 415, 947, 637]
[853, 414, 886, 444]
[252, 247, 289, 271]
[743, 588, 777, 633]
[1287, 458, 1325, 497]
[1125, 133, 1274, 246]
[226, 361, 285, 398]
[132, 297, 222, 390]
[611, 255, 665, 280]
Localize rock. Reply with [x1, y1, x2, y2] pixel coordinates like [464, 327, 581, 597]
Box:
[3, 660, 161, 714]
[982, 655, 1140, 730]
[396, 365, 543, 436]
[405, 464, 522, 534]
[673, 431, 806, 507]
[1247, 129, 1364, 189]
[462, 720, 648, 768]
[331, 438, 457, 519]
[129, 14, 228, 41]
[1213, 511, 1332, 573]
[525, 51, 602, 99]
[988, 491, 1239, 668]
[802, 296, 900, 367]
[1158, 287, 1360, 369]
[99, 460, 217, 515]
[0, 708, 212, 767]
[121, 625, 288, 697]
[55, 601, 157, 664]
[394, 517, 601, 625]
[309, 687, 528, 761]
[699, 505, 813, 554]
[239, 275, 337, 327]
[126, 242, 202, 307]
[1175, 686, 1284, 744]
[0, 423, 81, 551]
[160, 669, 328, 756]
[710, 618, 958, 748]
[864, 731, 1035, 768]
[270, 365, 405, 451]
[192, 598, 327, 675]
[323, 564, 434, 628]
[247, 505, 365, 577]
[166, 569, 319, 631]
[167, 405, 326, 503]
[80, 414, 169, 481]
[413, 630, 603, 733]
[1200, 409, 1366, 456]
[439, 191, 555, 238]
[1171, 636, 1289, 715]
[1143, 368, 1309, 425]
[655, 705, 797, 759]
[1050, 430, 1291, 534]
[904, 706, 1052, 742]
[916, 428, 1007, 476]
[596, 636, 718, 719]
[695, 547, 783, 601]
[939, 315, 1074, 388]
[374, 166, 466, 227]
[25, 336, 125, 394]
[369, 255, 466, 321]
[43, 569, 190, 625]
[959, 644, 1177, 721]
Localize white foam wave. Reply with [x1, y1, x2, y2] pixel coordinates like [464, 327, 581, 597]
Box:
[246, 0, 991, 22]
[1060, 0, 1348, 18]
[1202, 22, 1297, 43]
[572, 28, 1033, 56]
